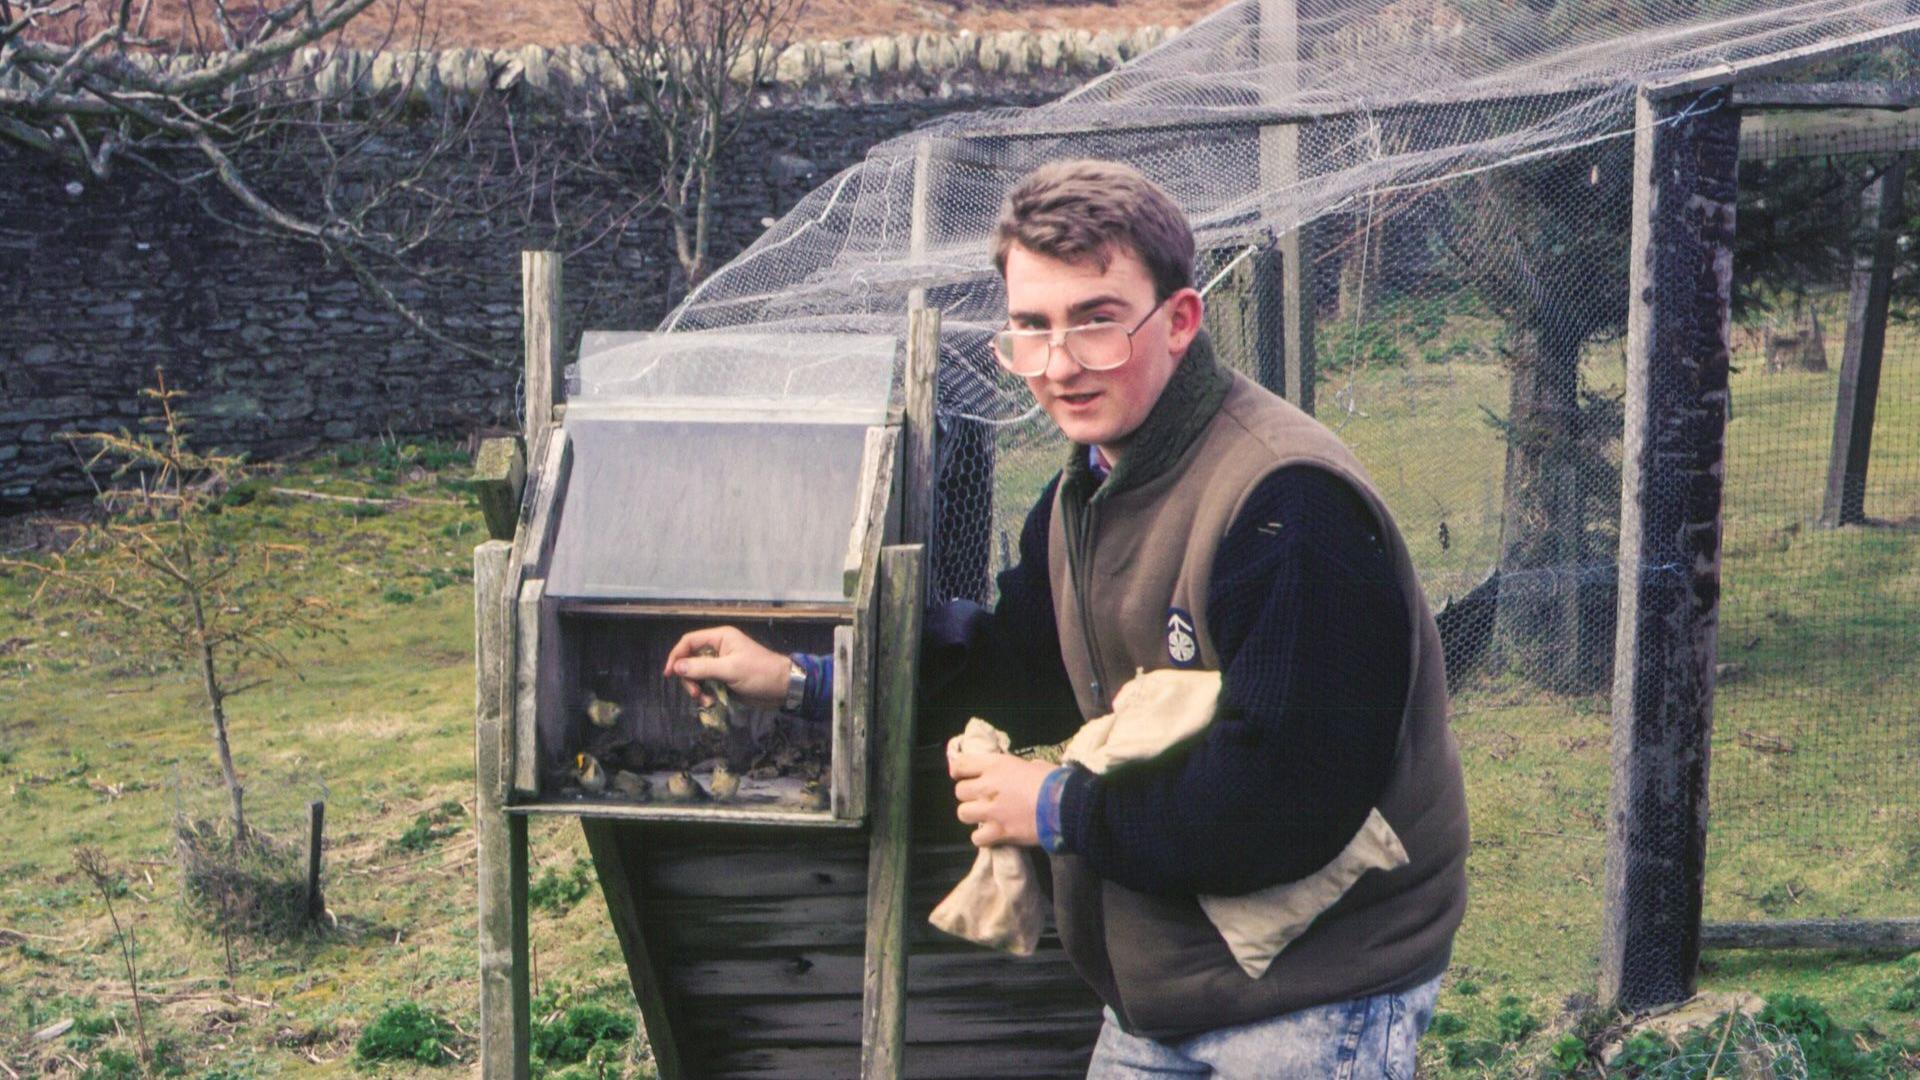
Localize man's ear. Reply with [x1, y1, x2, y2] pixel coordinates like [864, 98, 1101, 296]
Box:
[1166, 287, 1206, 357]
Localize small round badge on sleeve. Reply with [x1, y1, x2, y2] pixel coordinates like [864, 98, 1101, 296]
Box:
[1166, 608, 1198, 667]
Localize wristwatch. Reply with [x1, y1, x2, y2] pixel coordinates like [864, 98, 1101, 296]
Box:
[783, 657, 808, 713]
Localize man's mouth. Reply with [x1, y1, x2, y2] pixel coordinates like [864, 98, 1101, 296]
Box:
[1056, 390, 1101, 407]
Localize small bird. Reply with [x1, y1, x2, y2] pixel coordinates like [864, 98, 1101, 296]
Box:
[573, 753, 607, 795]
[611, 770, 651, 801]
[663, 769, 710, 803]
[585, 694, 623, 729]
[795, 779, 829, 812]
[708, 762, 740, 801]
[694, 647, 734, 735]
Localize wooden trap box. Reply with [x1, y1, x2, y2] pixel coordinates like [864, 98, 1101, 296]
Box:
[502, 330, 904, 826]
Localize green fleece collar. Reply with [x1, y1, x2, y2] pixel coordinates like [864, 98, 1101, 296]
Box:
[1062, 331, 1234, 503]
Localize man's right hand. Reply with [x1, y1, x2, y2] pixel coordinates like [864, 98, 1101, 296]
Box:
[662, 626, 791, 709]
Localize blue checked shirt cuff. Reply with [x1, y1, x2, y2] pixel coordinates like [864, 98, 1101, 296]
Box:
[1035, 766, 1075, 854]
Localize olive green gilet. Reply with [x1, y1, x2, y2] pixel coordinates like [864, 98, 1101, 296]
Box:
[1044, 338, 1470, 1039]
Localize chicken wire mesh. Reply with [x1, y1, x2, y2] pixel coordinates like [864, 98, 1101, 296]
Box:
[620, 0, 1919, 1002]
[1707, 118, 1920, 926]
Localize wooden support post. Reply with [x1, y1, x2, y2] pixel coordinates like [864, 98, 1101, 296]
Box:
[1600, 88, 1739, 1013]
[1259, 0, 1315, 412]
[908, 140, 936, 312]
[475, 540, 531, 1079]
[522, 251, 565, 460]
[902, 309, 939, 549]
[1203, 247, 1285, 388]
[860, 544, 926, 1080]
[1703, 917, 1920, 952]
[303, 800, 326, 926]
[1820, 155, 1907, 528]
[581, 821, 684, 1080]
[473, 437, 527, 542]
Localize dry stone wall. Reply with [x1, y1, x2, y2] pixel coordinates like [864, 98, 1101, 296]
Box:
[1, 27, 1177, 511]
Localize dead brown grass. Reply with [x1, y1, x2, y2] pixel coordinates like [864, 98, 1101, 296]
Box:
[42, 0, 1227, 51]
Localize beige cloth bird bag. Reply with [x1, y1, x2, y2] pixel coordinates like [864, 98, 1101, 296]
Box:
[928, 668, 1409, 978]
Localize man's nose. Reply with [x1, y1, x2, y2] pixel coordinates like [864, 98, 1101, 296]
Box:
[1041, 335, 1083, 383]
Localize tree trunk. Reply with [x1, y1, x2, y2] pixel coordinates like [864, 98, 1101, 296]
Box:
[190, 594, 248, 848]
[1493, 324, 1616, 694]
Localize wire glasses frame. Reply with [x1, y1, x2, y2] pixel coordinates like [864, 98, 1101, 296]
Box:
[990, 294, 1171, 377]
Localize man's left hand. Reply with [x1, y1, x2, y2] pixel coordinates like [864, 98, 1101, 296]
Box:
[950, 752, 1057, 848]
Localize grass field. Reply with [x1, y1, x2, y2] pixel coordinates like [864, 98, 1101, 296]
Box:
[1, 309, 1917, 1076]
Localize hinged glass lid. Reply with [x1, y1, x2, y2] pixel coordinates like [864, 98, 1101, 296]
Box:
[545, 331, 896, 603]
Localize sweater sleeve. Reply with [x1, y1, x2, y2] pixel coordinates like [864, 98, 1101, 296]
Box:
[1056, 465, 1411, 897]
[918, 475, 1084, 749]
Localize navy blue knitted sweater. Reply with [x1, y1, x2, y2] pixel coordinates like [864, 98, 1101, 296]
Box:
[920, 463, 1411, 899]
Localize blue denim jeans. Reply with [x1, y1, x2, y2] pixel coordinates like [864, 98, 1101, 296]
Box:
[1085, 972, 1443, 1079]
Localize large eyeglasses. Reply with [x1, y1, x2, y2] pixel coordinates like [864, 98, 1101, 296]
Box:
[990, 295, 1170, 377]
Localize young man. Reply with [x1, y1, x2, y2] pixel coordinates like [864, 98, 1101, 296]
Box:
[665, 159, 1468, 1077]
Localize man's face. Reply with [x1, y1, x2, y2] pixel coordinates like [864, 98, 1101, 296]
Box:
[1002, 241, 1202, 456]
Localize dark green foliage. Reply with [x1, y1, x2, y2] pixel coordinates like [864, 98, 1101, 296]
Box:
[393, 802, 464, 852]
[1494, 995, 1539, 1044]
[1608, 1030, 1672, 1073]
[1544, 1032, 1587, 1075]
[530, 860, 596, 916]
[381, 588, 415, 604]
[1428, 1010, 1469, 1037]
[355, 1002, 458, 1065]
[533, 1003, 636, 1065]
[1444, 1037, 1502, 1069]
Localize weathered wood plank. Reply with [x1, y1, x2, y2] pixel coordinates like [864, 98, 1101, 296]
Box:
[522, 251, 565, 460]
[1647, 20, 1920, 98]
[1739, 109, 1920, 161]
[844, 426, 901, 600]
[902, 312, 939, 549]
[1734, 80, 1920, 110]
[582, 820, 683, 1080]
[832, 624, 862, 820]
[687, 991, 1097, 1048]
[474, 541, 529, 1080]
[510, 801, 857, 828]
[1820, 154, 1906, 528]
[862, 545, 927, 1079]
[1701, 918, 1920, 952]
[555, 599, 851, 620]
[517, 434, 571, 581]
[672, 944, 1098, 1000]
[1600, 88, 1739, 1013]
[512, 577, 544, 797]
[473, 437, 527, 542]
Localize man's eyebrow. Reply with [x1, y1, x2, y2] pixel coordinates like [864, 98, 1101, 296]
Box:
[1006, 294, 1131, 321]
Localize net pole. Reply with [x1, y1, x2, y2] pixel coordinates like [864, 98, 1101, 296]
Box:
[1601, 85, 1739, 1012]
[1819, 153, 1907, 528]
[1259, 0, 1315, 412]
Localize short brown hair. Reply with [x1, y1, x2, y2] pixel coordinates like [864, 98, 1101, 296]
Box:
[991, 159, 1195, 300]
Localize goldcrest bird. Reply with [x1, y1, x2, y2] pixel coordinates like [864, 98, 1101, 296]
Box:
[611, 770, 651, 801]
[573, 752, 607, 794]
[693, 646, 734, 735]
[708, 762, 740, 801]
[585, 694, 623, 729]
[795, 779, 828, 812]
[663, 769, 710, 803]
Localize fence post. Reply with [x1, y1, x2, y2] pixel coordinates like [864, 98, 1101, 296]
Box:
[1600, 86, 1739, 1012]
[1259, 0, 1315, 412]
[475, 539, 531, 1078]
[1819, 154, 1907, 528]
